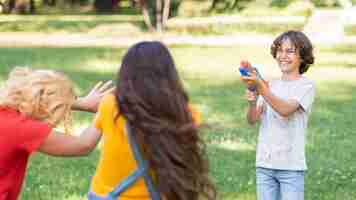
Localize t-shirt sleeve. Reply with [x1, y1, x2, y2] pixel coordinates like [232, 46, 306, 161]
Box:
[19, 118, 52, 154]
[291, 81, 316, 113]
[94, 111, 103, 131]
[94, 94, 116, 131]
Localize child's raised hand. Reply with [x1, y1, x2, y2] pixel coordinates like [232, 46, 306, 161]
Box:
[240, 69, 258, 87]
[72, 81, 115, 113]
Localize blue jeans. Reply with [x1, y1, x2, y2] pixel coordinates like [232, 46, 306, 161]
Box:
[88, 192, 119, 200]
[256, 167, 304, 200]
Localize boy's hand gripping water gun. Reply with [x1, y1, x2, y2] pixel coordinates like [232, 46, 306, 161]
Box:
[239, 60, 268, 92]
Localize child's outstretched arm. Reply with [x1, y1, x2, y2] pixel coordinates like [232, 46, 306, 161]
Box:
[38, 126, 101, 157]
[37, 80, 115, 157]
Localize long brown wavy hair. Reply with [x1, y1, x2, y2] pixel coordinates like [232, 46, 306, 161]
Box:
[115, 41, 216, 200]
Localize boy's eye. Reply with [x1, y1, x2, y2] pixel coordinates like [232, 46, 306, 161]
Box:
[287, 49, 296, 54]
[277, 49, 296, 55]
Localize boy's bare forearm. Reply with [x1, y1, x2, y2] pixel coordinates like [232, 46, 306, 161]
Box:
[257, 83, 299, 117]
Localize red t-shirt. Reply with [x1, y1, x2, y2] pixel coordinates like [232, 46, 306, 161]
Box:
[0, 107, 52, 200]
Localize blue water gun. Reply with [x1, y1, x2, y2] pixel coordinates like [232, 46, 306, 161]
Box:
[239, 60, 264, 91]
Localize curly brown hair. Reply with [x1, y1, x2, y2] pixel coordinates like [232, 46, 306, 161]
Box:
[115, 41, 216, 200]
[270, 30, 315, 74]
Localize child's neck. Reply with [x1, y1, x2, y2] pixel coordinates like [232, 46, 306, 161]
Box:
[281, 71, 301, 81]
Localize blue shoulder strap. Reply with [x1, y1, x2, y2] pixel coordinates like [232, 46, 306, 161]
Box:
[106, 123, 161, 200]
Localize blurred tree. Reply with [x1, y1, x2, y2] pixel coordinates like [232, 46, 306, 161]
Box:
[163, 0, 170, 26]
[210, 0, 250, 11]
[311, 0, 340, 7]
[135, 0, 177, 32]
[132, 0, 154, 31]
[211, 0, 222, 9]
[42, 0, 56, 6]
[94, 0, 116, 12]
[156, 0, 162, 32]
[2, 0, 35, 13]
[270, 0, 293, 8]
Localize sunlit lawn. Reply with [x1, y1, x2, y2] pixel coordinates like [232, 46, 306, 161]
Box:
[345, 25, 356, 36]
[0, 14, 305, 36]
[0, 45, 355, 200]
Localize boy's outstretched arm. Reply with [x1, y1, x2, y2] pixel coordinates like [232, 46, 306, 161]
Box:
[37, 126, 101, 157]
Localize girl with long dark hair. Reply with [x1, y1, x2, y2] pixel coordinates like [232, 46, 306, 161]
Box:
[89, 41, 216, 200]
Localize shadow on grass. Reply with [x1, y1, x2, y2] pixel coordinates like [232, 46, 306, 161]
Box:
[21, 150, 100, 200]
[208, 145, 256, 200]
[0, 47, 124, 87]
[21, 143, 258, 200]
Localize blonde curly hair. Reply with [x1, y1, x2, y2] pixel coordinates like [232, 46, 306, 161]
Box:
[0, 67, 75, 131]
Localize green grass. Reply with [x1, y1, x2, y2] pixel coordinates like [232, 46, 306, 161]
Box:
[316, 45, 356, 68]
[345, 25, 356, 36]
[0, 15, 145, 33]
[167, 22, 304, 36]
[0, 45, 355, 200]
[0, 14, 305, 35]
[180, 0, 312, 17]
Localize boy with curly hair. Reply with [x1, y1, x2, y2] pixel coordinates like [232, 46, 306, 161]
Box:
[241, 30, 316, 200]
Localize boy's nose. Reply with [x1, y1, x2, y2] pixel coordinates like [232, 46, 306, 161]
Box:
[279, 51, 289, 59]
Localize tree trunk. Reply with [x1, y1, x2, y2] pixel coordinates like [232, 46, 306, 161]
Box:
[211, 0, 220, 9]
[42, 0, 57, 7]
[139, 0, 154, 31]
[29, 0, 35, 13]
[12, 0, 35, 14]
[112, 0, 118, 10]
[231, 0, 237, 9]
[162, 0, 170, 28]
[7, 0, 16, 13]
[156, 0, 162, 32]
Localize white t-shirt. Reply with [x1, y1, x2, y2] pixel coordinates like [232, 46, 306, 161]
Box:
[256, 77, 315, 170]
